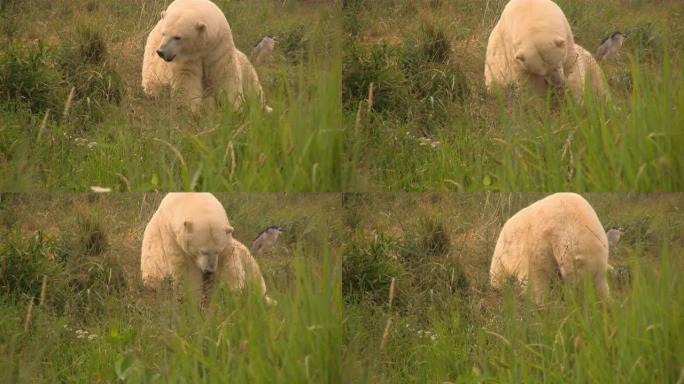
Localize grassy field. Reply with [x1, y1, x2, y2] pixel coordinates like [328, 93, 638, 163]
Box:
[0, 0, 346, 191]
[0, 193, 342, 382]
[342, 193, 684, 382]
[2, 0, 682, 192]
[343, 0, 684, 191]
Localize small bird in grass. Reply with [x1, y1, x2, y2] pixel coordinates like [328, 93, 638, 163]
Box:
[251, 226, 285, 256]
[606, 226, 625, 249]
[596, 32, 625, 61]
[251, 36, 278, 64]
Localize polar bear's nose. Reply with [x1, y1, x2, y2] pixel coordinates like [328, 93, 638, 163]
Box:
[156, 49, 164, 58]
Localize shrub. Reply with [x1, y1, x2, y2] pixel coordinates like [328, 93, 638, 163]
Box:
[418, 218, 450, 258]
[0, 232, 66, 301]
[76, 214, 108, 257]
[0, 230, 126, 316]
[279, 24, 308, 64]
[56, 24, 125, 123]
[342, 41, 410, 114]
[342, 22, 468, 128]
[342, 232, 403, 305]
[0, 41, 65, 114]
[76, 23, 108, 65]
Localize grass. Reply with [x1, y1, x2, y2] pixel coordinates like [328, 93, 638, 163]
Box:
[0, 193, 342, 382]
[342, 193, 684, 382]
[2, 0, 682, 191]
[343, 0, 684, 191]
[0, 0, 346, 191]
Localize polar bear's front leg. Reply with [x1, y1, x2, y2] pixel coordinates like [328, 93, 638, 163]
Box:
[141, 219, 174, 287]
[594, 271, 610, 301]
[528, 245, 558, 305]
[171, 64, 205, 110]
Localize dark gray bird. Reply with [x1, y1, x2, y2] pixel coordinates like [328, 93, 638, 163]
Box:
[251, 36, 278, 64]
[251, 226, 284, 255]
[596, 32, 625, 61]
[606, 226, 625, 249]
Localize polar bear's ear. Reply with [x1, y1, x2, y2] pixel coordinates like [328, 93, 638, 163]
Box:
[196, 22, 206, 32]
[225, 225, 234, 235]
[554, 38, 566, 48]
[184, 221, 194, 233]
[160, 11, 166, 19]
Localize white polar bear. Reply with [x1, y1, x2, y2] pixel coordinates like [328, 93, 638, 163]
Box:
[489, 193, 610, 304]
[141, 193, 274, 304]
[566, 44, 609, 102]
[141, 0, 267, 111]
[485, 0, 576, 95]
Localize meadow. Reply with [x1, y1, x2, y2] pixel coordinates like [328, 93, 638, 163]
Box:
[343, 0, 684, 191]
[342, 193, 684, 382]
[0, 0, 346, 191]
[0, 193, 342, 382]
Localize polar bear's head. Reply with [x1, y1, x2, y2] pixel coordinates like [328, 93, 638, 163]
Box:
[155, 10, 209, 62]
[180, 219, 234, 274]
[514, 37, 568, 87]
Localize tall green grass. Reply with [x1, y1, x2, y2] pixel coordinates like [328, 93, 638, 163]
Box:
[346, 251, 683, 383]
[342, 193, 684, 382]
[343, 0, 684, 192]
[0, 57, 345, 192]
[0, 193, 342, 382]
[0, 0, 347, 192]
[0, 235, 341, 383]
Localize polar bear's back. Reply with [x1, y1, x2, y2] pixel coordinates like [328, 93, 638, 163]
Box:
[156, 193, 229, 226]
[485, 0, 575, 91]
[166, 0, 226, 22]
[515, 193, 605, 243]
[500, 0, 573, 47]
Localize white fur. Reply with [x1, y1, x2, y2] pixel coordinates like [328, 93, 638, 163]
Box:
[141, 193, 273, 304]
[485, 0, 576, 95]
[566, 44, 609, 102]
[490, 193, 610, 303]
[141, 0, 266, 110]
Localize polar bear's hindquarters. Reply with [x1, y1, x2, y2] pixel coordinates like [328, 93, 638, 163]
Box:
[489, 193, 610, 303]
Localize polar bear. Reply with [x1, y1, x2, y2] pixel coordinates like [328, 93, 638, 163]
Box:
[141, 0, 266, 111]
[484, 0, 576, 96]
[566, 44, 609, 102]
[489, 193, 610, 304]
[141, 193, 274, 304]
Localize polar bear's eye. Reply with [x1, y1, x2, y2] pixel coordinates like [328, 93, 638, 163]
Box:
[173, 36, 181, 41]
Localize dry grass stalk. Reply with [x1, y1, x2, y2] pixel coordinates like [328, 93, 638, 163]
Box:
[62, 86, 76, 120]
[380, 277, 397, 351]
[24, 298, 35, 333]
[39, 275, 48, 306]
[36, 109, 50, 143]
[154, 138, 187, 168]
[354, 99, 363, 138]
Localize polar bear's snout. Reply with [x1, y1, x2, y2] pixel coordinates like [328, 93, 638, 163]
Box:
[156, 47, 177, 62]
[156, 49, 176, 62]
[196, 251, 219, 273]
[156, 37, 180, 62]
[546, 67, 565, 88]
